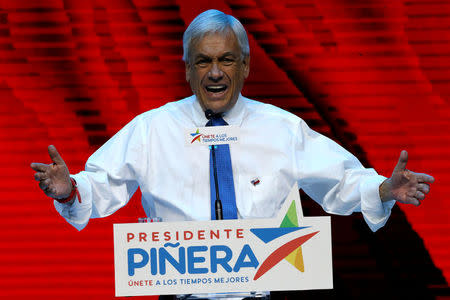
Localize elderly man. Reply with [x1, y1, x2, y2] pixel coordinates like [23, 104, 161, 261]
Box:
[31, 9, 433, 232]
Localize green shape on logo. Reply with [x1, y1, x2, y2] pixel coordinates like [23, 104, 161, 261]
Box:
[280, 200, 298, 228]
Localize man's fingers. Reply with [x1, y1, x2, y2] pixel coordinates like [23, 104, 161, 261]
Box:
[405, 196, 420, 206]
[34, 172, 47, 181]
[48, 145, 65, 165]
[30, 162, 49, 172]
[416, 173, 435, 183]
[393, 150, 408, 172]
[415, 191, 425, 200]
[418, 183, 430, 194]
[38, 180, 50, 191]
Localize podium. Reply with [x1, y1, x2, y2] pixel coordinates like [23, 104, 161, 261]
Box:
[113, 184, 332, 298]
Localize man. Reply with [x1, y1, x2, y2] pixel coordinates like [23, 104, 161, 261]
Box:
[31, 9, 433, 232]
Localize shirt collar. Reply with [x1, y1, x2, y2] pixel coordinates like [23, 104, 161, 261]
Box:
[190, 94, 246, 127]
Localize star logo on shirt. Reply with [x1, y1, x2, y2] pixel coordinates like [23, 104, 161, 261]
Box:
[190, 129, 202, 143]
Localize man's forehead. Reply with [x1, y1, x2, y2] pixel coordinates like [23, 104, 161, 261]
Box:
[190, 31, 240, 57]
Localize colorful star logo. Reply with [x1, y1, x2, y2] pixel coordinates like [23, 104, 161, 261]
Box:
[250, 200, 319, 280]
[190, 129, 202, 143]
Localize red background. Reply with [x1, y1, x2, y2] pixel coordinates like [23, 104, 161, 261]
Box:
[0, 0, 449, 299]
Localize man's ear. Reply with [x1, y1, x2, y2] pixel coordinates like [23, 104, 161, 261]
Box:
[185, 62, 191, 82]
[243, 56, 250, 79]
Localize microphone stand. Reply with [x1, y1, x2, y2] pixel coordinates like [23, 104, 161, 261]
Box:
[205, 109, 224, 220]
[211, 145, 223, 220]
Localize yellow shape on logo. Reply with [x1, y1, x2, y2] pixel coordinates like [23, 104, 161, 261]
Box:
[285, 246, 304, 272]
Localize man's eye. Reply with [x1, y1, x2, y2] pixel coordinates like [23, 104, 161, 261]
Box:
[196, 60, 209, 67]
[222, 58, 235, 65]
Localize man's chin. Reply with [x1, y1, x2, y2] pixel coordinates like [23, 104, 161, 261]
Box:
[201, 98, 229, 113]
[197, 93, 238, 113]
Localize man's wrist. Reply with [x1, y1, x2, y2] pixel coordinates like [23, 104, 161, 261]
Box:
[379, 178, 394, 202]
[54, 178, 78, 204]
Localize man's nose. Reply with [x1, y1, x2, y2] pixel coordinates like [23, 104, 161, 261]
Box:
[208, 63, 223, 81]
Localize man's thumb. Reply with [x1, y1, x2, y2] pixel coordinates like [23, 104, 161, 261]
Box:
[394, 150, 408, 172]
[48, 145, 64, 165]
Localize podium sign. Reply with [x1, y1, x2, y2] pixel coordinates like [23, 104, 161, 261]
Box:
[113, 184, 332, 297]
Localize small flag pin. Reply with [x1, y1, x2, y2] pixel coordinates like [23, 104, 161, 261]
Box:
[251, 178, 260, 186]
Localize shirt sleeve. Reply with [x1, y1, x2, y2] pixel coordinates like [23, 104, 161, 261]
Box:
[294, 119, 396, 232]
[53, 115, 148, 230]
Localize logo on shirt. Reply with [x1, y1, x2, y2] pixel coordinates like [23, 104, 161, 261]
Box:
[190, 129, 202, 143]
[186, 126, 240, 146]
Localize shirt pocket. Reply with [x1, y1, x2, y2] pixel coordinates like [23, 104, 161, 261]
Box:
[237, 173, 282, 219]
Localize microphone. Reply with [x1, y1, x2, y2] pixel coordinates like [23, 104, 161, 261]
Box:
[205, 109, 222, 120]
[205, 109, 214, 120]
[205, 109, 223, 220]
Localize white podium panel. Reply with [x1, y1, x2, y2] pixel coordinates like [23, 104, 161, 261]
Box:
[114, 184, 332, 297]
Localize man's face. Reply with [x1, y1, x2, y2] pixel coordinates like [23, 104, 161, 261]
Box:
[185, 31, 250, 113]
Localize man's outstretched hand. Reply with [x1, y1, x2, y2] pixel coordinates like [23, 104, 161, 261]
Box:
[380, 150, 435, 206]
[30, 145, 73, 200]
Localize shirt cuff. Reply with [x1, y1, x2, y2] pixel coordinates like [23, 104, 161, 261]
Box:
[53, 174, 92, 231]
[360, 175, 396, 232]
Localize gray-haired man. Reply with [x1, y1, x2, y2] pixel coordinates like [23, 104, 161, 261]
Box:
[31, 9, 433, 233]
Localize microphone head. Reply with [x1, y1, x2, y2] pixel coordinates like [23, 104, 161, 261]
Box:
[205, 109, 214, 120]
[205, 109, 223, 120]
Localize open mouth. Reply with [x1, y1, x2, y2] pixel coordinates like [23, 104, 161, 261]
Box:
[205, 84, 228, 93]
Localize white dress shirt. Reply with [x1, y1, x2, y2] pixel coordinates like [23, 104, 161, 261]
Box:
[54, 95, 395, 232]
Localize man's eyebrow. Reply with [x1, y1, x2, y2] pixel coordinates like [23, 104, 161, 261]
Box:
[219, 52, 237, 59]
[193, 52, 237, 60]
[194, 54, 211, 60]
